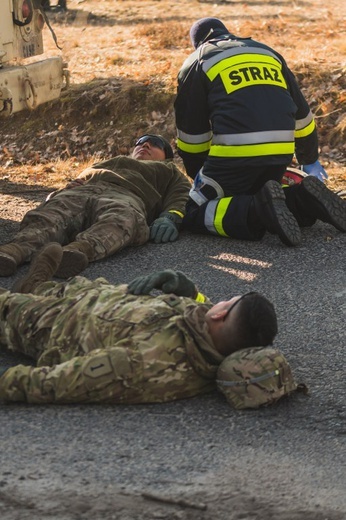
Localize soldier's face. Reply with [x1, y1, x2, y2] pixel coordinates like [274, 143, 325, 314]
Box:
[132, 140, 166, 161]
[206, 296, 242, 321]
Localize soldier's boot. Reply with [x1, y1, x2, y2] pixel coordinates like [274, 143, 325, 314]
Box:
[0, 243, 29, 277]
[55, 240, 94, 279]
[12, 243, 63, 294]
[253, 180, 301, 247]
[292, 176, 346, 232]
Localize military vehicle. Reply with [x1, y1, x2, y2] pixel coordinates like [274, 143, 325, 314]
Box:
[0, 0, 69, 117]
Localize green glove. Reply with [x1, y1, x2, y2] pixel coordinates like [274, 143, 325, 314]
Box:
[128, 269, 197, 297]
[150, 212, 182, 244]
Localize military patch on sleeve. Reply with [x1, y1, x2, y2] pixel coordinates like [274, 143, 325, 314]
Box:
[83, 354, 114, 379]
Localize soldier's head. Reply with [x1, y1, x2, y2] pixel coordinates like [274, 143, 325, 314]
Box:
[132, 134, 174, 161]
[205, 292, 277, 356]
[190, 17, 229, 49]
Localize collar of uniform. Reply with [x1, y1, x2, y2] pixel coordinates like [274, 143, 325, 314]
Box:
[181, 304, 224, 379]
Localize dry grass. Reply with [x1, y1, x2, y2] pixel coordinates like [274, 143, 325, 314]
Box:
[0, 0, 345, 191]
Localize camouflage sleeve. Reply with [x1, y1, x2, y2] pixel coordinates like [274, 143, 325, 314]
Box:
[0, 342, 143, 404]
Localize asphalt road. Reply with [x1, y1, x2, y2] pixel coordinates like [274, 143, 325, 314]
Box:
[0, 209, 345, 518]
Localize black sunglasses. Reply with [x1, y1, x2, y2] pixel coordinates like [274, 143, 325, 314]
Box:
[222, 291, 256, 322]
[134, 135, 165, 151]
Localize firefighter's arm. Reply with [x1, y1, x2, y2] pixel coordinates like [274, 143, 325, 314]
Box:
[283, 66, 319, 165]
[175, 62, 211, 178]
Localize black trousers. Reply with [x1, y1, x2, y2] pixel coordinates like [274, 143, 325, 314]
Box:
[183, 166, 315, 241]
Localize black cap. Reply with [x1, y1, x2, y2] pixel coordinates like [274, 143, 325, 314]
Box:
[190, 17, 229, 49]
[156, 134, 174, 159]
[135, 134, 174, 159]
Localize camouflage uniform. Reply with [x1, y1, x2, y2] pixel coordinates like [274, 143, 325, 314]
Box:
[0, 277, 223, 404]
[217, 347, 304, 409]
[8, 156, 190, 262]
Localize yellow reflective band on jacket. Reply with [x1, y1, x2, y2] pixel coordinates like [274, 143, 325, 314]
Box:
[209, 142, 295, 158]
[206, 53, 287, 95]
[195, 292, 207, 303]
[177, 137, 211, 154]
[294, 118, 316, 138]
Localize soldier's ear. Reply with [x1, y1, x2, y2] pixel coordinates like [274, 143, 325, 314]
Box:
[209, 309, 229, 321]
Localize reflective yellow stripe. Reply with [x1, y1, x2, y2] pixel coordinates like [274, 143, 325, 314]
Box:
[294, 119, 316, 138]
[177, 138, 211, 154]
[214, 198, 233, 236]
[195, 292, 207, 303]
[207, 53, 282, 81]
[168, 210, 184, 218]
[209, 142, 295, 157]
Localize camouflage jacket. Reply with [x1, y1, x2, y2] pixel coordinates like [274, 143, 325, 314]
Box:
[0, 277, 224, 404]
[77, 156, 191, 222]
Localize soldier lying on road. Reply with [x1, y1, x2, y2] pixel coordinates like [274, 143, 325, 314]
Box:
[0, 134, 190, 279]
[0, 243, 305, 409]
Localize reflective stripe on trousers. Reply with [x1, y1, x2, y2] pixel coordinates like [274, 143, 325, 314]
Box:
[205, 198, 233, 236]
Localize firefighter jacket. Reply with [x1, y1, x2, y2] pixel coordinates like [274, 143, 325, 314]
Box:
[0, 277, 223, 404]
[175, 34, 319, 182]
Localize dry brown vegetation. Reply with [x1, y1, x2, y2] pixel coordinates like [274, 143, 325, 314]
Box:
[0, 0, 345, 193]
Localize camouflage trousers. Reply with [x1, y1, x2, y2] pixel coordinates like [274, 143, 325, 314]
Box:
[9, 182, 149, 262]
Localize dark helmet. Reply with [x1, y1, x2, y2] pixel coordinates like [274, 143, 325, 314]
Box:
[190, 17, 229, 49]
[135, 134, 174, 159]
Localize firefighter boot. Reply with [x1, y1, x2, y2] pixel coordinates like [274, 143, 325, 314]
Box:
[12, 243, 63, 294]
[55, 240, 93, 278]
[292, 176, 346, 232]
[0, 243, 29, 277]
[254, 180, 301, 246]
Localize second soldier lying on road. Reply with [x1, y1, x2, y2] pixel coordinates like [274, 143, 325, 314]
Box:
[0, 243, 305, 409]
[0, 134, 190, 279]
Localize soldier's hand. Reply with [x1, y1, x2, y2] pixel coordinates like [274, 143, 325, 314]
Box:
[127, 270, 197, 298]
[150, 212, 182, 244]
